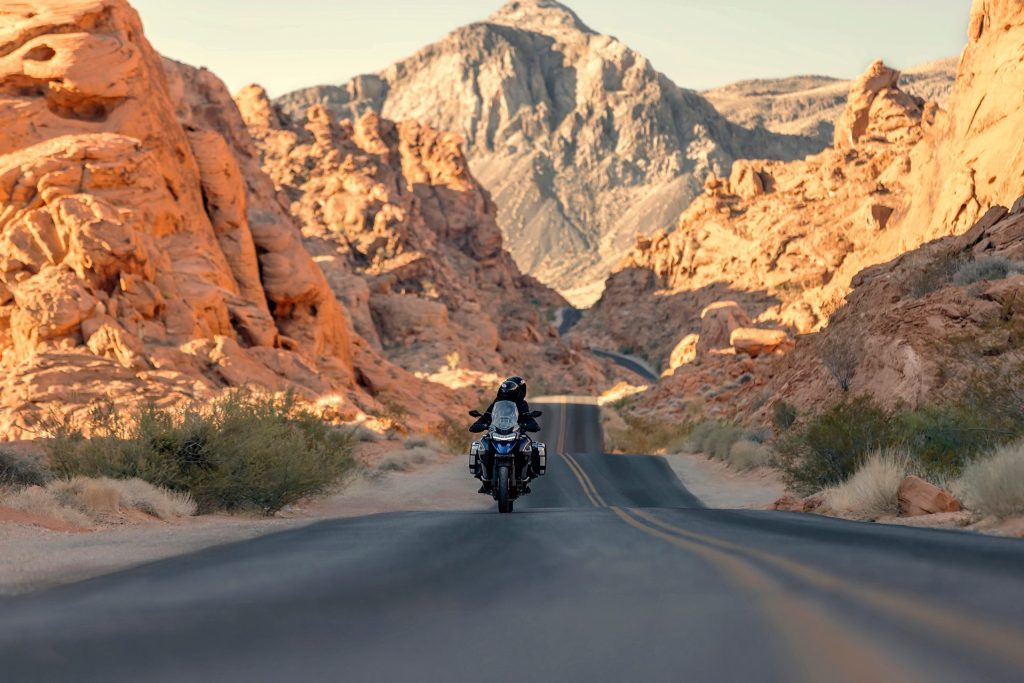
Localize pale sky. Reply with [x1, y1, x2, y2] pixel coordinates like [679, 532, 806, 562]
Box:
[132, 0, 970, 97]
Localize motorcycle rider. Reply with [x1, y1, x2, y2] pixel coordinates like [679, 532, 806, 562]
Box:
[470, 376, 540, 433]
[470, 376, 541, 493]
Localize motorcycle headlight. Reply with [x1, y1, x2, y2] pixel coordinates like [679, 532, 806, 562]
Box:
[491, 432, 517, 442]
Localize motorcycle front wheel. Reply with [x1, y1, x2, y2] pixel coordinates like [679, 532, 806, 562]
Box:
[496, 465, 513, 513]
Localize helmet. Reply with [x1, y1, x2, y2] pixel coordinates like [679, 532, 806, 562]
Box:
[498, 376, 526, 400]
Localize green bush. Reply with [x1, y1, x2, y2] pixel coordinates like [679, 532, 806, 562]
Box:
[775, 396, 894, 494]
[776, 372, 1024, 494]
[45, 391, 355, 515]
[0, 449, 52, 488]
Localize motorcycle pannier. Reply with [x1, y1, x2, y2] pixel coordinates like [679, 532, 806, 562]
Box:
[469, 441, 483, 475]
[535, 442, 547, 476]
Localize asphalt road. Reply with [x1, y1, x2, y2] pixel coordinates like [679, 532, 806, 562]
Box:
[2, 400, 1024, 682]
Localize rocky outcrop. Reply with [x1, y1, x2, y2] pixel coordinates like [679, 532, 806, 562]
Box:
[237, 87, 618, 396]
[895, 1, 1024, 245]
[753, 199, 1024, 416]
[705, 59, 955, 152]
[0, 0, 452, 435]
[578, 59, 931, 367]
[275, 0, 824, 305]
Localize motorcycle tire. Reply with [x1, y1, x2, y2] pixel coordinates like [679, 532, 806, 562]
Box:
[496, 465, 513, 514]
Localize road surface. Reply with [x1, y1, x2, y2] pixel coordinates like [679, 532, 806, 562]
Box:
[1, 399, 1023, 682]
[590, 348, 659, 383]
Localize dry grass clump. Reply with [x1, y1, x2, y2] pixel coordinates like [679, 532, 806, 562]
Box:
[0, 476, 195, 526]
[728, 440, 772, 471]
[959, 441, 1024, 519]
[0, 486, 93, 528]
[822, 450, 909, 520]
[687, 421, 772, 471]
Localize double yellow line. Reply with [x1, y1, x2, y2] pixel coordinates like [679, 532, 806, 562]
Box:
[551, 398, 1024, 681]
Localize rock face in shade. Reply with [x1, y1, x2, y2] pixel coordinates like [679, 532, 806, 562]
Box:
[577, 59, 930, 368]
[0, 0, 454, 435]
[275, 0, 825, 305]
[236, 86, 619, 397]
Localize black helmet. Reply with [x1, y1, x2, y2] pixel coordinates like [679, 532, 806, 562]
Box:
[499, 376, 526, 401]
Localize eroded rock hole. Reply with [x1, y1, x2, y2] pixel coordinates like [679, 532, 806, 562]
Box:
[24, 45, 56, 61]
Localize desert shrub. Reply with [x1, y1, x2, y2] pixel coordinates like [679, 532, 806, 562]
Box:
[728, 440, 772, 470]
[775, 395, 894, 494]
[706, 424, 746, 460]
[959, 441, 1024, 518]
[347, 423, 383, 443]
[45, 390, 354, 515]
[821, 334, 860, 391]
[606, 414, 692, 454]
[822, 450, 909, 519]
[905, 249, 964, 298]
[891, 403, 1011, 474]
[771, 401, 798, 430]
[0, 450, 51, 487]
[953, 255, 1023, 286]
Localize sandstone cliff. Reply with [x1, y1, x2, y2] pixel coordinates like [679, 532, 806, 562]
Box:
[236, 86, 617, 397]
[893, 1, 1024, 246]
[0, 0, 452, 436]
[275, 0, 823, 305]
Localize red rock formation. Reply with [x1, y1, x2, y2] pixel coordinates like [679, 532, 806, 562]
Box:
[0, 0, 453, 435]
[237, 87, 619, 396]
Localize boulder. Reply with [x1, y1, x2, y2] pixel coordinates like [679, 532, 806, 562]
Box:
[667, 333, 700, 371]
[897, 475, 962, 516]
[730, 328, 791, 358]
[696, 301, 750, 359]
[729, 161, 768, 199]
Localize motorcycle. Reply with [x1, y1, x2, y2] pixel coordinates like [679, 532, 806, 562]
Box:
[467, 400, 546, 514]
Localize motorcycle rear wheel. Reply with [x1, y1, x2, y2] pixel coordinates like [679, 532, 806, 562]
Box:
[496, 465, 513, 514]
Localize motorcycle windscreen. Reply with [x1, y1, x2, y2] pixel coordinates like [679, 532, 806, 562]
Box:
[491, 400, 519, 434]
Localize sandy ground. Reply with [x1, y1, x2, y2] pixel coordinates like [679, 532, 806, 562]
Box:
[0, 455, 490, 596]
[661, 452, 787, 509]
[0, 449, 785, 596]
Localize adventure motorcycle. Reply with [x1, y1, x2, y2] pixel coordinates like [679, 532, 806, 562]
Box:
[467, 400, 546, 514]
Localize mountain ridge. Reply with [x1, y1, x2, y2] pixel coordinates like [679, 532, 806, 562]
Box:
[274, 0, 823, 305]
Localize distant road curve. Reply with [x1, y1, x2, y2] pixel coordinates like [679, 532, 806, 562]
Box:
[590, 348, 659, 383]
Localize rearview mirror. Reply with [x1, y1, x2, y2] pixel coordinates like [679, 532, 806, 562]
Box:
[468, 410, 482, 417]
[530, 410, 543, 418]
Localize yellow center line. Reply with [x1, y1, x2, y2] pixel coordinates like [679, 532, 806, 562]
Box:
[554, 420, 920, 682]
[626, 507, 1024, 670]
[611, 506, 920, 683]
